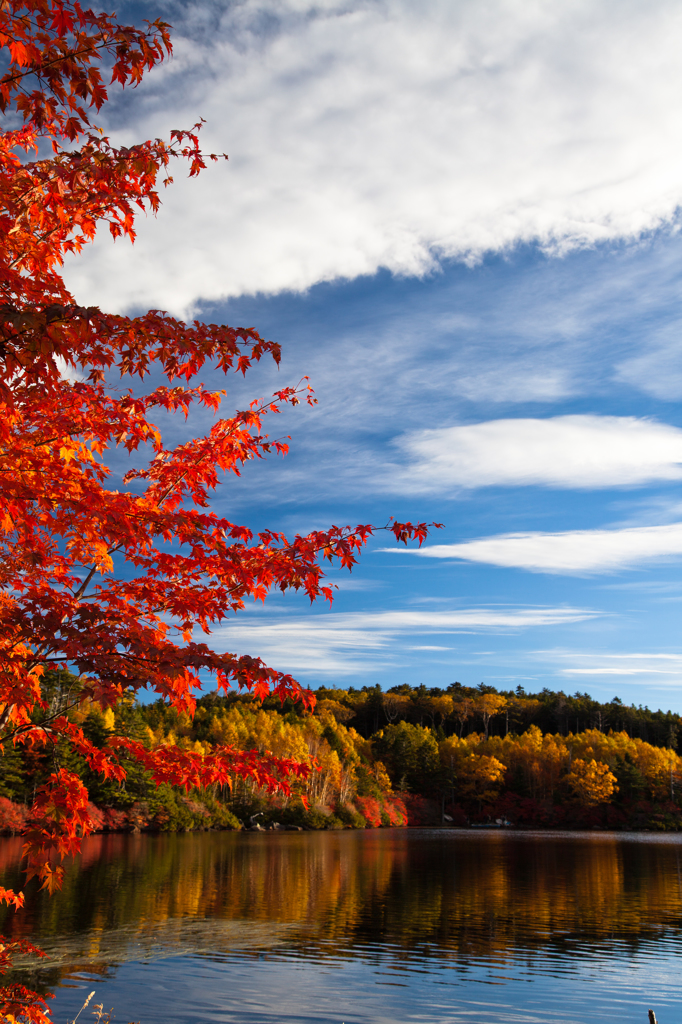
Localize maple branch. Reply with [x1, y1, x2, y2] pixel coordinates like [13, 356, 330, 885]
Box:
[144, 410, 269, 510]
[0, 705, 14, 733]
[1, 31, 161, 89]
[69, 539, 127, 600]
[0, 709, 71, 748]
[71, 563, 99, 601]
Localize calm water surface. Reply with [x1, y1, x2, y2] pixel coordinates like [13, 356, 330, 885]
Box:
[1, 829, 681, 1024]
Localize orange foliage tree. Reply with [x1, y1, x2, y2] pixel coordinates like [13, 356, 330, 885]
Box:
[564, 758, 618, 806]
[0, 2, 436, 1017]
[456, 753, 506, 806]
[474, 694, 507, 741]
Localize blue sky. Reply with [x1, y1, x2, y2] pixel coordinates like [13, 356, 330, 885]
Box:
[64, 0, 682, 710]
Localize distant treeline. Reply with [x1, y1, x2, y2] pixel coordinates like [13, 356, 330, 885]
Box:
[2, 671, 682, 834]
[309, 681, 682, 750]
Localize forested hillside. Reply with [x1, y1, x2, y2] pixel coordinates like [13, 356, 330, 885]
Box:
[315, 681, 682, 747]
[2, 672, 682, 834]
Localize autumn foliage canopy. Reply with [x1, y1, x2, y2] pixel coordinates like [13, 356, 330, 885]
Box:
[0, 1, 435, 1017]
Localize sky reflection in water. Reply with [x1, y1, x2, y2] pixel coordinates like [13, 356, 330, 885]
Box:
[1, 829, 681, 1024]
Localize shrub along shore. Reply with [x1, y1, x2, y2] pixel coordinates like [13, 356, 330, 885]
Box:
[3, 671, 682, 835]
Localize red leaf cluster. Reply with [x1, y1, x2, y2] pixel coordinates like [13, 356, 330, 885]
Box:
[355, 796, 382, 827]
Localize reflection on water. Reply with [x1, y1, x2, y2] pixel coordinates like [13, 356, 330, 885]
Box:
[1, 830, 682, 1023]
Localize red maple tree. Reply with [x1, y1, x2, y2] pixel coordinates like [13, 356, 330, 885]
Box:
[0, 3, 436, 1018]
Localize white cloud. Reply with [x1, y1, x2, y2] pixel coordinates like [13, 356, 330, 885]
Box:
[544, 650, 682, 682]
[617, 332, 682, 401]
[64, 0, 682, 315]
[400, 522, 682, 574]
[211, 606, 598, 675]
[392, 415, 682, 491]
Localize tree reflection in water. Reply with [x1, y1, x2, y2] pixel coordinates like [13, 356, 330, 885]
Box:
[1, 831, 681, 980]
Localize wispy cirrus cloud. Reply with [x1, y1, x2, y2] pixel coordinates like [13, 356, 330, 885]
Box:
[395, 522, 682, 575]
[541, 649, 682, 684]
[210, 606, 599, 675]
[65, 0, 682, 315]
[390, 415, 682, 492]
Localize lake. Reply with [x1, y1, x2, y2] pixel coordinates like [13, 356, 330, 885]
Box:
[1, 829, 681, 1024]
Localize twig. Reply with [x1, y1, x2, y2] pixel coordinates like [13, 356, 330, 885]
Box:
[68, 990, 95, 1024]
